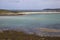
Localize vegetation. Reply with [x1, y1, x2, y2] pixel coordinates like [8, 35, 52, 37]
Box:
[0, 30, 60, 40]
[0, 9, 25, 16]
[0, 10, 19, 13]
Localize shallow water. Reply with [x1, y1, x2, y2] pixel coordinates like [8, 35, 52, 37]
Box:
[0, 13, 60, 34]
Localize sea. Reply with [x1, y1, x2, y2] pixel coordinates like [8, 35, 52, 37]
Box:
[0, 13, 60, 36]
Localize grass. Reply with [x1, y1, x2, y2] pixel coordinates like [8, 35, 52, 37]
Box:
[0, 30, 60, 40]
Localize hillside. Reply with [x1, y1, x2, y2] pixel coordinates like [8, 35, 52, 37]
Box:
[0, 9, 24, 16]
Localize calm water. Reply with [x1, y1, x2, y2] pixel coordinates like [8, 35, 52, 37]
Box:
[0, 13, 60, 32]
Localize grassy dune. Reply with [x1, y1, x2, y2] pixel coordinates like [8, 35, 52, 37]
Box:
[0, 30, 60, 40]
[0, 10, 24, 16]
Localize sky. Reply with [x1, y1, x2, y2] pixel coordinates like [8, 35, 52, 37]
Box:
[0, 0, 60, 10]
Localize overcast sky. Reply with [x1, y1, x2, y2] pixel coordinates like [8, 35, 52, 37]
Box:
[0, 0, 60, 10]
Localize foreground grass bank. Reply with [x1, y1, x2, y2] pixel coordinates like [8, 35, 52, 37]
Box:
[0, 30, 60, 40]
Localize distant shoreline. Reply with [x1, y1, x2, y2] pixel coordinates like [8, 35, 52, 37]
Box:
[19, 12, 60, 14]
[0, 12, 60, 16]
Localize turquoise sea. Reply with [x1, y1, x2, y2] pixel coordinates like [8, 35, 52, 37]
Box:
[0, 13, 60, 35]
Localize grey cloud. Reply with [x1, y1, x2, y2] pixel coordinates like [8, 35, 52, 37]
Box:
[0, 0, 60, 10]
